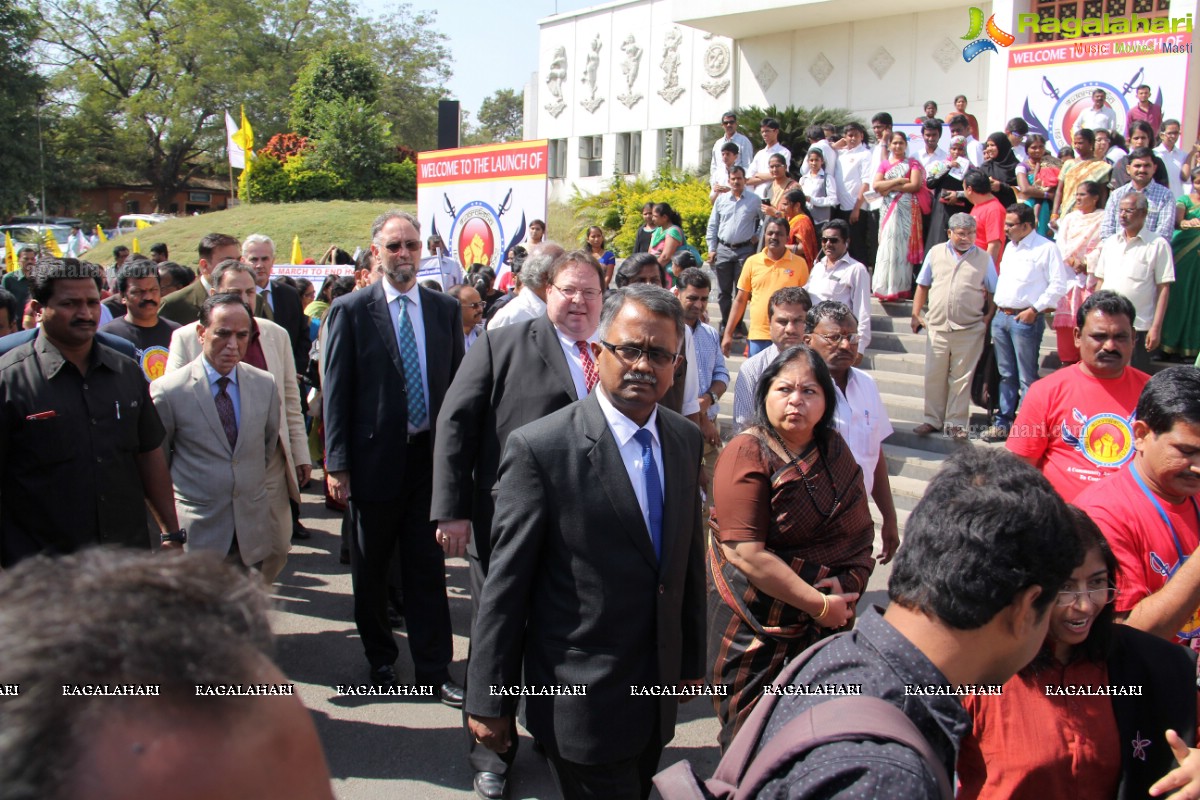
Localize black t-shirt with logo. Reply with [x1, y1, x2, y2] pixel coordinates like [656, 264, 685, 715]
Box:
[99, 317, 181, 382]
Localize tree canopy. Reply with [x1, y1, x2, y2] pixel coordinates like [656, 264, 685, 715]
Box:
[0, 1, 46, 216]
[464, 88, 524, 146]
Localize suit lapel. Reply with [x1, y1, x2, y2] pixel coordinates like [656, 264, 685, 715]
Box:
[367, 283, 406, 377]
[191, 359, 233, 455]
[533, 315, 579, 401]
[582, 394, 658, 571]
[656, 414, 692, 573]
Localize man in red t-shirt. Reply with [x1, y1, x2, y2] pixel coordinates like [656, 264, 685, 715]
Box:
[964, 170, 1005, 266]
[1008, 291, 1148, 501]
[1075, 366, 1200, 647]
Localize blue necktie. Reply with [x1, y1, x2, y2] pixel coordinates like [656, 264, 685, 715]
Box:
[396, 296, 427, 427]
[633, 428, 663, 561]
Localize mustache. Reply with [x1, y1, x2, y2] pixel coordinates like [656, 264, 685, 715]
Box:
[622, 370, 657, 385]
[138, 300, 158, 308]
[70, 319, 96, 327]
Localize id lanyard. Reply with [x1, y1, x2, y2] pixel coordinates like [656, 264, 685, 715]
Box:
[1130, 462, 1200, 567]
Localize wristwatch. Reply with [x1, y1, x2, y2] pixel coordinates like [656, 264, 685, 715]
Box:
[705, 390, 718, 405]
[160, 528, 188, 545]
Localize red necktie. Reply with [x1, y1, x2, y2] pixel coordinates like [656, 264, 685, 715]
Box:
[576, 341, 598, 393]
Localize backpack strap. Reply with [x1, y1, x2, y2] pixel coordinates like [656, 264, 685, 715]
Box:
[736, 696, 953, 800]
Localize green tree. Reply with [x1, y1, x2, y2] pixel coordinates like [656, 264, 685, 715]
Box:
[733, 105, 861, 177]
[0, 1, 44, 215]
[307, 97, 392, 198]
[289, 45, 380, 137]
[464, 88, 523, 145]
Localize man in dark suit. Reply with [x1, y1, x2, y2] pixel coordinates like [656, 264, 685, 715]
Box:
[466, 284, 706, 800]
[158, 233, 266, 325]
[242, 234, 311, 373]
[324, 210, 465, 704]
[432, 246, 602, 800]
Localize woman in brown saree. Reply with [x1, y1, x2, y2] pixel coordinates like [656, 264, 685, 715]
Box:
[707, 344, 875, 750]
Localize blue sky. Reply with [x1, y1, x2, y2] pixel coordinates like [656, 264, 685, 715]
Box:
[364, 0, 598, 120]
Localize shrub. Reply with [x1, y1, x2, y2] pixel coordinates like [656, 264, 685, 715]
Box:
[369, 161, 416, 200]
[733, 104, 861, 177]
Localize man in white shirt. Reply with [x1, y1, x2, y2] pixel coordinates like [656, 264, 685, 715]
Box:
[804, 300, 899, 564]
[916, 120, 948, 174]
[1093, 192, 1174, 373]
[804, 219, 872, 351]
[746, 117, 792, 199]
[986, 203, 1073, 441]
[487, 244, 563, 329]
[948, 115, 984, 167]
[710, 111, 753, 188]
[1005, 117, 1029, 163]
[418, 235, 463, 289]
[1073, 89, 1118, 134]
[710, 141, 740, 202]
[832, 122, 873, 266]
[1154, 119, 1187, 200]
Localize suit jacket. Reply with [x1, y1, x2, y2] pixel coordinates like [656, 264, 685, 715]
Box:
[150, 358, 280, 565]
[465, 392, 706, 764]
[431, 313, 581, 565]
[323, 280, 464, 503]
[265, 278, 311, 373]
[158, 278, 270, 325]
[164, 317, 309, 501]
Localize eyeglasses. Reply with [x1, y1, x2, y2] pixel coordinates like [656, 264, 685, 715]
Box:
[814, 332, 860, 345]
[463, 301, 485, 309]
[722, 120, 736, 126]
[552, 284, 602, 301]
[599, 340, 679, 368]
[1055, 587, 1117, 607]
[383, 240, 422, 253]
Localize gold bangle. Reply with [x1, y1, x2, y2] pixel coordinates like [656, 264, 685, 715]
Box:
[815, 593, 830, 621]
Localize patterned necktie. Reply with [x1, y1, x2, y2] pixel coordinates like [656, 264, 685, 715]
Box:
[632, 428, 663, 561]
[396, 296, 428, 427]
[576, 341, 599, 393]
[214, 376, 238, 449]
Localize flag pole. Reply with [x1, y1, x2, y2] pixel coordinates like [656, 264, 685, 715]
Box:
[229, 160, 236, 204]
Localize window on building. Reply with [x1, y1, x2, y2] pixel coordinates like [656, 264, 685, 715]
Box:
[657, 128, 684, 170]
[548, 139, 567, 178]
[1029, 0, 1170, 42]
[188, 191, 212, 204]
[616, 132, 642, 175]
[578, 135, 603, 177]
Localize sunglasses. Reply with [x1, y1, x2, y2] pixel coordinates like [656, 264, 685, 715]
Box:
[820, 237, 843, 244]
[383, 240, 422, 253]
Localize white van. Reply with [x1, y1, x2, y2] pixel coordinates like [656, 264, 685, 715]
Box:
[115, 213, 174, 236]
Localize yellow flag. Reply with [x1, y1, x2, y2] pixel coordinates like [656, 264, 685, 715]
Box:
[43, 230, 63, 258]
[131, 237, 140, 254]
[4, 233, 16, 273]
[95, 224, 108, 243]
[232, 104, 254, 155]
[135, 219, 151, 230]
[291, 235, 303, 265]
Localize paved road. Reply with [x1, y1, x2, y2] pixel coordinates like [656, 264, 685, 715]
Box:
[273, 480, 728, 799]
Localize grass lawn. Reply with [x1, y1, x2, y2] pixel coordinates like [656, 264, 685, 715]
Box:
[98, 200, 416, 267]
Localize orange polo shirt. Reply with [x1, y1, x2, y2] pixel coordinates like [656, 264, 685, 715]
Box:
[736, 249, 809, 339]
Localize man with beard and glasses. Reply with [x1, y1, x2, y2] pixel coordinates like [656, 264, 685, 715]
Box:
[0, 257, 181, 566]
[324, 210, 465, 703]
[1007, 291, 1149, 502]
[101, 258, 180, 382]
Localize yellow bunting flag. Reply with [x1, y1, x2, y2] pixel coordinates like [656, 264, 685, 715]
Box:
[131, 237, 141, 254]
[231, 105, 254, 156]
[135, 219, 151, 230]
[4, 233, 16, 273]
[291, 235, 303, 265]
[95, 224, 108, 243]
[43, 230, 63, 258]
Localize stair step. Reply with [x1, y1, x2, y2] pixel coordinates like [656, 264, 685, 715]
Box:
[862, 351, 927, 377]
[883, 444, 952, 481]
[887, 474, 931, 512]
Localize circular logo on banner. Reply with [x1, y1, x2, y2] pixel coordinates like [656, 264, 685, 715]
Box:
[141, 345, 169, 382]
[451, 201, 505, 272]
[1078, 412, 1135, 467]
[1048, 82, 1128, 153]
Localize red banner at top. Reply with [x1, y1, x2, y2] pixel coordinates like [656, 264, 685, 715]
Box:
[418, 141, 549, 185]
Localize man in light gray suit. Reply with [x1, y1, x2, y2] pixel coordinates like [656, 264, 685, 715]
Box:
[164, 260, 310, 582]
[150, 293, 281, 567]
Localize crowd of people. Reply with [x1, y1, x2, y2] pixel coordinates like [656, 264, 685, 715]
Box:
[0, 93, 1199, 800]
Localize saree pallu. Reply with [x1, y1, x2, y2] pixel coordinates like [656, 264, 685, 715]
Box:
[707, 434, 874, 750]
[1058, 159, 1112, 217]
[1052, 209, 1103, 331]
[873, 159, 924, 301]
[1162, 195, 1200, 357]
[770, 178, 799, 211]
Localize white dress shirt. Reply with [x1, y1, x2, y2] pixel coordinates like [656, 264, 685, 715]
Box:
[596, 386, 664, 540]
[1155, 143, 1187, 200]
[994, 230, 1073, 312]
[805, 254, 873, 350]
[831, 368, 893, 496]
[917, 146, 948, 174]
[799, 170, 838, 224]
[556, 327, 598, 400]
[812, 139, 838, 176]
[710, 132, 753, 185]
[487, 288, 546, 329]
[1073, 106, 1117, 133]
[1094, 227, 1176, 331]
[963, 136, 985, 168]
[381, 279, 431, 433]
[834, 144, 871, 211]
[750, 143, 793, 198]
[864, 141, 889, 211]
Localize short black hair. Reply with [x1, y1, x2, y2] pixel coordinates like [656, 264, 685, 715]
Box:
[805, 300, 857, 333]
[921, 119, 943, 135]
[1136, 366, 1200, 436]
[871, 112, 893, 127]
[761, 117, 781, 130]
[0, 288, 19, 326]
[889, 448, 1082, 628]
[1075, 289, 1135, 330]
[1006, 117, 1029, 136]
[157, 261, 194, 289]
[330, 276, 356, 301]
[720, 141, 740, 155]
[728, 165, 747, 179]
[614, 253, 666, 289]
[116, 260, 160, 294]
[767, 286, 812, 319]
[30, 257, 103, 305]
[843, 122, 867, 138]
[675, 267, 710, 291]
[1073, 128, 1096, 146]
[1127, 146, 1155, 164]
[1006, 203, 1035, 226]
[198, 232, 238, 263]
[821, 219, 850, 241]
[963, 169, 991, 194]
[112, 245, 129, 259]
[750, 345, 838, 449]
[804, 124, 824, 141]
[149, 242, 168, 257]
[199, 291, 254, 328]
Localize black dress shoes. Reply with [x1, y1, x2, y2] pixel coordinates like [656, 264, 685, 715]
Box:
[370, 664, 399, 688]
[473, 771, 508, 800]
[438, 680, 465, 708]
[291, 524, 312, 541]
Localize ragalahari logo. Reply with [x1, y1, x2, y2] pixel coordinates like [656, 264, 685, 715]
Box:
[962, 7, 1015, 61]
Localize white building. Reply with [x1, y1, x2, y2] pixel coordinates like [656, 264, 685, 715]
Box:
[528, 0, 1198, 202]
